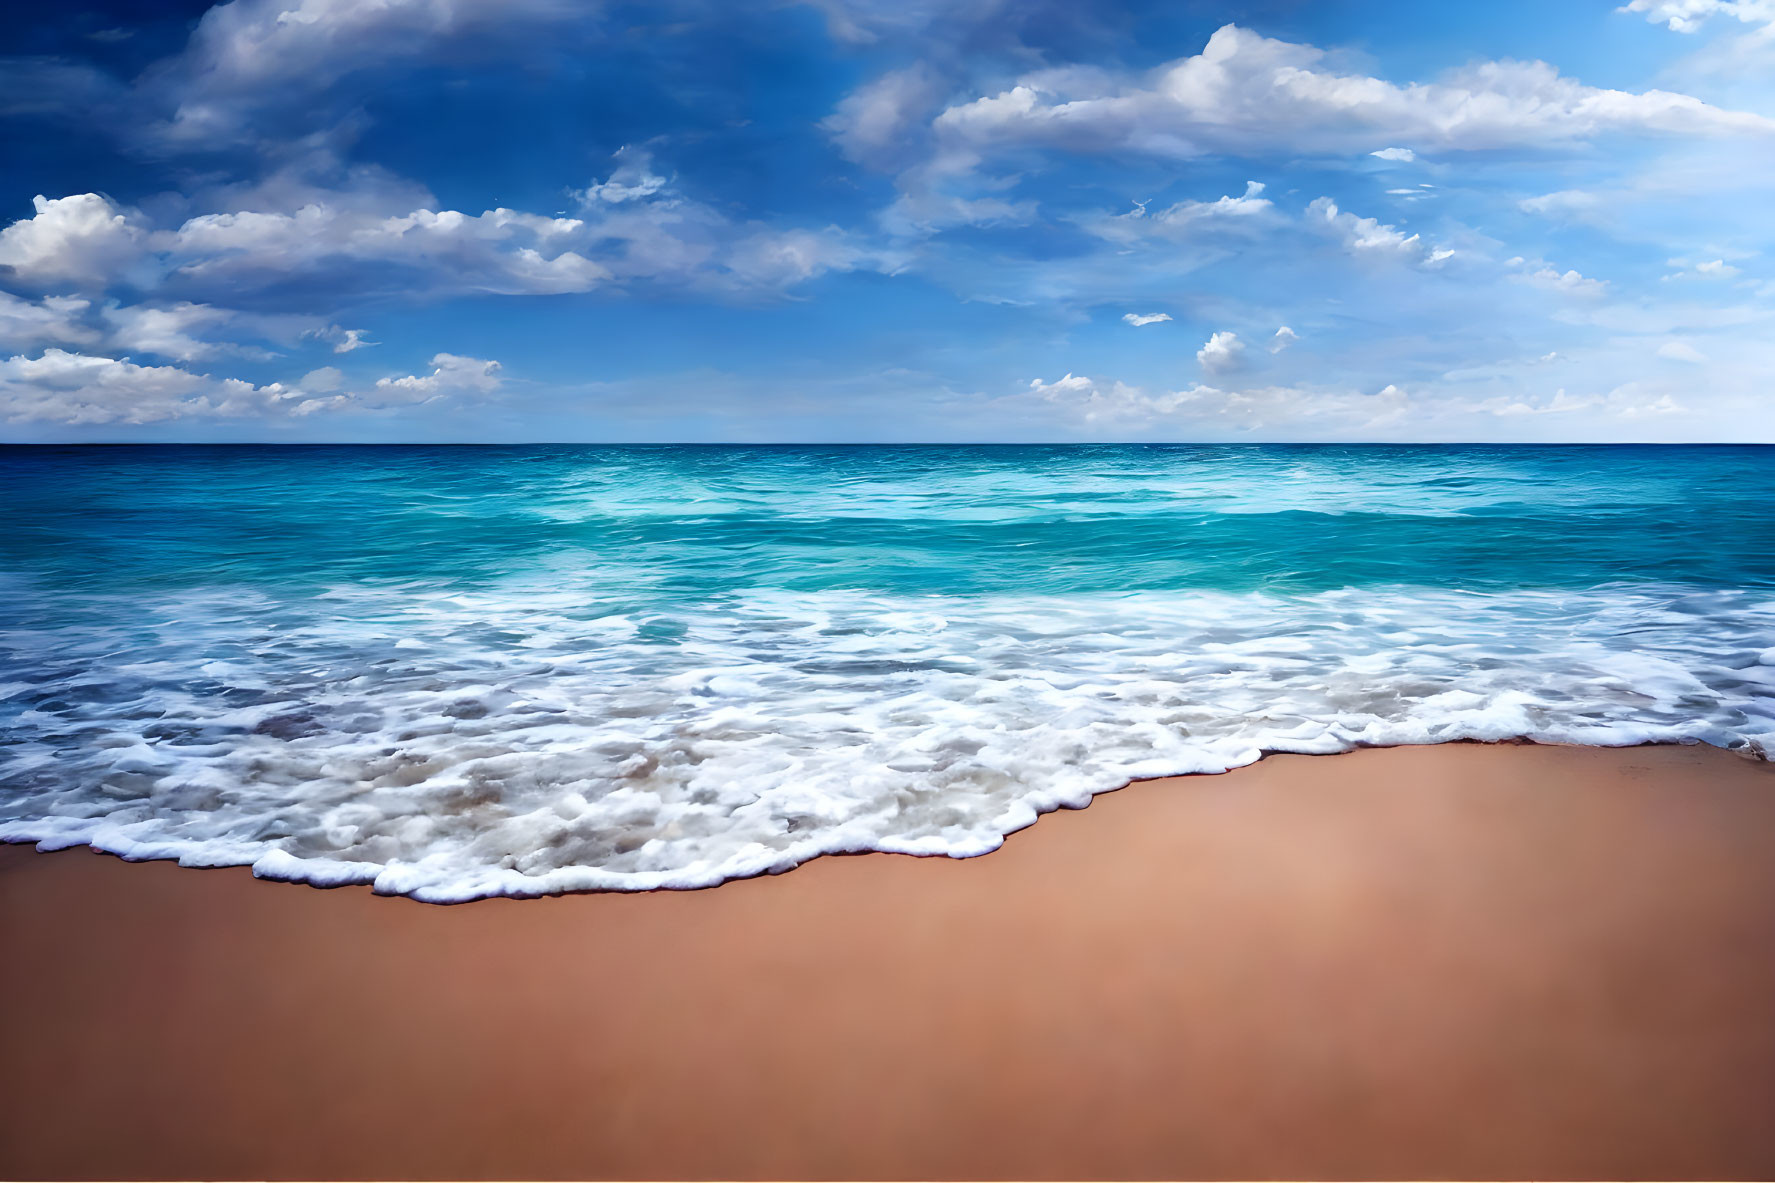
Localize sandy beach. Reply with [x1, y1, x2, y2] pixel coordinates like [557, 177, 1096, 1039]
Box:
[3, 741, 1774, 1180]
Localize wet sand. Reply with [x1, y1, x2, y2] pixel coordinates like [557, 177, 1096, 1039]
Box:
[3, 741, 1775, 1180]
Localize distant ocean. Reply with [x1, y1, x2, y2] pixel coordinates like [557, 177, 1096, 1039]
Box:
[3, 445, 1773, 901]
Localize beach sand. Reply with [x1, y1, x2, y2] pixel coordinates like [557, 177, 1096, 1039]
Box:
[3, 741, 1775, 1180]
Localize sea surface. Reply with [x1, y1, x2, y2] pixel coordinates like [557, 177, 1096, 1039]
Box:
[3, 444, 1773, 901]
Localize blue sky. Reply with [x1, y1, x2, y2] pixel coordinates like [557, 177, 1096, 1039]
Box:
[1, 0, 1772, 441]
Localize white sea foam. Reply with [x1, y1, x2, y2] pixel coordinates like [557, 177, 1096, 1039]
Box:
[3, 581, 1773, 901]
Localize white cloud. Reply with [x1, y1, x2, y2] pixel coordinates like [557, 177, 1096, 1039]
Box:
[0, 289, 321, 363]
[0, 293, 97, 350]
[1619, 0, 1775, 32]
[930, 23, 1775, 165]
[0, 153, 890, 305]
[1371, 147, 1417, 161]
[1122, 312, 1172, 326]
[1306, 197, 1427, 258]
[1025, 372, 1210, 427]
[1197, 330, 1245, 373]
[1153, 181, 1272, 223]
[1524, 266, 1609, 296]
[1020, 370, 1415, 434]
[101, 301, 256, 362]
[1085, 181, 1274, 247]
[332, 327, 375, 352]
[171, 203, 611, 296]
[1014, 364, 1729, 439]
[1270, 325, 1299, 352]
[0, 348, 345, 424]
[0, 194, 147, 287]
[573, 147, 672, 206]
[375, 353, 503, 401]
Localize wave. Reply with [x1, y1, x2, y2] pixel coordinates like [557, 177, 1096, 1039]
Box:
[4, 580, 1772, 901]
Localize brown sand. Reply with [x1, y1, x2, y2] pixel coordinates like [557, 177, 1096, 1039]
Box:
[3, 741, 1775, 1180]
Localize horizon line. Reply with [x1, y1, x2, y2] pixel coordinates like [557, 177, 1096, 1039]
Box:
[2, 440, 1772, 449]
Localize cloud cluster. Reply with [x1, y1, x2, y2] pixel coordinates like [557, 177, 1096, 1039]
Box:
[0, 194, 148, 287]
[0, 342, 506, 425]
[0, 145, 893, 425]
[3, 1, 1772, 439]
[1018, 365, 1700, 440]
[0, 348, 346, 425]
[90, 150, 879, 303]
[926, 23, 1775, 166]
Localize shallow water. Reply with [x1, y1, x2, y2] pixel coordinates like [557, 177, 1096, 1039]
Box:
[4, 444, 1773, 900]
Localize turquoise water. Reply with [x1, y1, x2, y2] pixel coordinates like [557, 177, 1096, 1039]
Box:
[4, 445, 1774, 899]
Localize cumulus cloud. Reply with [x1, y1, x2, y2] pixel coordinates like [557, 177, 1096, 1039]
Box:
[1270, 326, 1299, 352]
[1371, 147, 1417, 161]
[374, 353, 503, 401]
[1197, 330, 1245, 373]
[0, 348, 345, 425]
[1122, 312, 1172, 326]
[929, 23, 1775, 166]
[0, 151, 888, 311]
[0, 194, 147, 287]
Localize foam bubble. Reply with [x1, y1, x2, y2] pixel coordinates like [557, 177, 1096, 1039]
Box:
[2, 580, 1771, 901]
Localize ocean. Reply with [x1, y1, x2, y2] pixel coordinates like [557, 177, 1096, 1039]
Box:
[3, 444, 1773, 901]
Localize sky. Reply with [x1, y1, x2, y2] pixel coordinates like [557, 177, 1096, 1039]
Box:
[1, 0, 1773, 442]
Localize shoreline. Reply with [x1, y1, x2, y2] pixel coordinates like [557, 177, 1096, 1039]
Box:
[9, 735, 1763, 904]
[4, 740, 1775, 1178]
